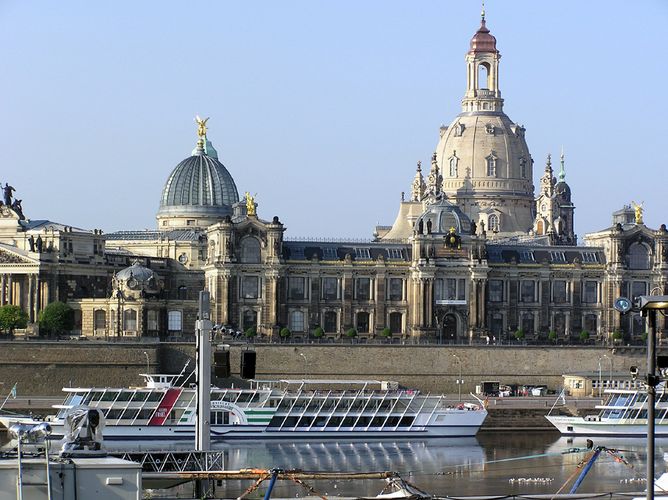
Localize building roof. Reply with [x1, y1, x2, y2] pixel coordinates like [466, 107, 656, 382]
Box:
[282, 240, 411, 262]
[486, 244, 606, 265]
[20, 219, 90, 233]
[105, 229, 203, 242]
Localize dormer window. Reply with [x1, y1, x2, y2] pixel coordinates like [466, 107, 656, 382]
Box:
[550, 251, 566, 263]
[354, 248, 371, 260]
[488, 214, 500, 233]
[386, 248, 403, 260]
[486, 152, 498, 177]
[485, 123, 495, 135]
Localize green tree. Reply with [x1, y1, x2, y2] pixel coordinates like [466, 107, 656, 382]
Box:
[514, 328, 525, 342]
[346, 328, 358, 341]
[244, 327, 257, 338]
[548, 330, 558, 343]
[0, 305, 28, 335]
[38, 302, 74, 337]
[279, 327, 291, 340]
[579, 330, 590, 343]
[612, 331, 623, 343]
[313, 326, 324, 339]
[381, 327, 391, 338]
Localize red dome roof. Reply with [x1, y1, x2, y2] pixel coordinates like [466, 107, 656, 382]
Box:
[469, 19, 498, 53]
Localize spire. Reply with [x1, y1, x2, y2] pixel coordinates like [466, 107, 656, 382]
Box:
[558, 148, 566, 182]
[545, 153, 552, 172]
[411, 161, 426, 201]
[481, 0, 485, 22]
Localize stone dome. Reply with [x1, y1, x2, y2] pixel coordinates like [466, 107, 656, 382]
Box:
[114, 260, 161, 296]
[157, 140, 239, 224]
[116, 260, 156, 283]
[414, 197, 472, 235]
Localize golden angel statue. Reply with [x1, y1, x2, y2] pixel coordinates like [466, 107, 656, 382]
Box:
[245, 192, 256, 216]
[631, 201, 644, 225]
[195, 116, 210, 138]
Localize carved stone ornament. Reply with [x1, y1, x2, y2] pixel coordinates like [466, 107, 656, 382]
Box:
[0, 249, 31, 264]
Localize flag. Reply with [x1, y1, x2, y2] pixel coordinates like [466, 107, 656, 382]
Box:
[10, 383, 16, 399]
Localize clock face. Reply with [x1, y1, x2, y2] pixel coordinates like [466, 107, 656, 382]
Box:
[127, 277, 138, 290]
[613, 297, 632, 313]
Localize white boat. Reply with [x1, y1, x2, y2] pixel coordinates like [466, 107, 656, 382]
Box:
[546, 385, 668, 436]
[0, 375, 487, 441]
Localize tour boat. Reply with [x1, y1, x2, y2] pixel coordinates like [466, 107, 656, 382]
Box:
[546, 385, 668, 436]
[0, 375, 487, 441]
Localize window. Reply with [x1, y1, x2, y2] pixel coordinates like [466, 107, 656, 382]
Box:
[388, 278, 403, 301]
[631, 281, 647, 300]
[553, 312, 566, 335]
[582, 252, 598, 264]
[449, 153, 458, 177]
[521, 313, 534, 334]
[73, 310, 82, 330]
[488, 214, 499, 233]
[322, 277, 338, 300]
[168, 310, 182, 332]
[552, 280, 568, 303]
[242, 276, 260, 299]
[94, 310, 106, 330]
[550, 251, 566, 263]
[389, 313, 402, 334]
[478, 63, 489, 89]
[178, 286, 188, 300]
[147, 310, 158, 331]
[322, 247, 338, 259]
[242, 310, 257, 331]
[519, 157, 527, 178]
[290, 246, 305, 260]
[356, 312, 370, 333]
[435, 278, 466, 302]
[289, 277, 306, 300]
[490, 313, 503, 337]
[240, 238, 261, 263]
[628, 243, 650, 270]
[386, 248, 403, 260]
[123, 309, 137, 331]
[355, 277, 371, 300]
[486, 153, 497, 177]
[324, 311, 337, 332]
[520, 250, 535, 263]
[582, 281, 598, 303]
[584, 314, 597, 335]
[354, 248, 371, 260]
[520, 281, 535, 303]
[289, 311, 305, 332]
[489, 280, 503, 302]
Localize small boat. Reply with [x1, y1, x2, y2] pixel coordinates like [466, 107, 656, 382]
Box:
[546, 384, 668, 436]
[0, 375, 487, 441]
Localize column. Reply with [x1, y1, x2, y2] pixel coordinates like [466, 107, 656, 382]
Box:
[0, 274, 5, 305]
[28, 274, 35, 323]
[7, 275, 13, 305]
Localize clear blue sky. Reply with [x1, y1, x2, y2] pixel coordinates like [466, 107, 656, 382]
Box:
[0, 1, 665, 240]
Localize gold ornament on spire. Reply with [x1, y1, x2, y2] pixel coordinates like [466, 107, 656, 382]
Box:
[195, 115, 210, 138]
[245, 192, 256, 216]
[632, 201, 644, 225]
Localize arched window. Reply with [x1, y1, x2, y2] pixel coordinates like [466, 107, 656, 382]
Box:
[486, 153, 497, 177]
[124, 309, 137, 331]
[389, 312, 402, 334]
[289, 310, 305, 332]
[94, 310, 106, 330]
[478, 63, 489, 89]
[536, 219, 544, 235]
[628, 243, 650, 270]
[519, 157, 527, 178]
[240, 238, 261, 264]
[356, 312, 370, 333]
[449, 153, 458, 177]
[168, 310, 182, 332]
[488, 214, 500, 233]
[324, 311, 337, 333]
[242, 309, 257, 331]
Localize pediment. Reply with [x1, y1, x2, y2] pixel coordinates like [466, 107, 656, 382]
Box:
[0, 248, 36, 265]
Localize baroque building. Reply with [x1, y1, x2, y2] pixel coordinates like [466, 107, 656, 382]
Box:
[0, 14, 665, 344]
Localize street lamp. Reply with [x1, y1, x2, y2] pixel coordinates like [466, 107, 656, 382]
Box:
[143, 351, 150, 374]
[452, 354, 462, 402]
[299, 352, 308, 379]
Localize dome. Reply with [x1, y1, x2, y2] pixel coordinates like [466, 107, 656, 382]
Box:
[157, 140, 239, 221]
[116, 260, 156, 282]
[414, 197, 472, 235]
[469, 19, 497, 53]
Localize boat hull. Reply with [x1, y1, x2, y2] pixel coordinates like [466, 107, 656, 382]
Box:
[546, 415, 668, 437]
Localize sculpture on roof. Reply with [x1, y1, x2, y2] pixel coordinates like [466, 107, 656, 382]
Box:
[245, 192, 256, 216]
[3, 183, 15, 207]
[195, 115, 209, 138]
[11, 199, 23, 220]
[632, 201, 644, 225]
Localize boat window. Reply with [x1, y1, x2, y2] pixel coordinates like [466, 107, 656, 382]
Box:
[251, 393, 261, 403]
[147, 392, 163, 403]
[116, 391, 133, 402]
[312, 416, 328, 427]
[327, 417, 342, 427]
[136, 409, 154, 420]
[100, 391, 120, 402]
[371, 417, 386, 427]
[121, 408, 140, 420]
[236, 393, 252, 403]
[355, 417, 371, 427]
[131, 392, 149, 402]
[399, 416, 415, 426]
[106, 409, 123, 420]
[297, 416, 314, 427]
[283, 417, 299, 427]
[223, 393, 238, 403]
[87, 391, 104, 403]
[307, 400, 323, 412]
[341, 417, 356, 427]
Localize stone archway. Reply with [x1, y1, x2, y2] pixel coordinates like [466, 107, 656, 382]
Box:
[442, 313, 458, 342]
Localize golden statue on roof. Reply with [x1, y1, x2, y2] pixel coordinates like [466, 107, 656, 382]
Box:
[195, 116, 210, 138]
[245, 192, 256, 216]
[632, 201, 644, 225]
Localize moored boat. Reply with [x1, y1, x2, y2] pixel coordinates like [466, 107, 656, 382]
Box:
[1, 375, 487, 441]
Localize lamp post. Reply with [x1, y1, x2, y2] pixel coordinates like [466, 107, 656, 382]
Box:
[299, 352, 308, 378]
[143, 351, 150, 374]
[452, 354, 462, 402]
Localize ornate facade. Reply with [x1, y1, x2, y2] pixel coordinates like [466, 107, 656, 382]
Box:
[0, 14, 665, 344]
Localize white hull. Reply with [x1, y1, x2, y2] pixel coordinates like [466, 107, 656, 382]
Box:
[546, 415, 668, 437]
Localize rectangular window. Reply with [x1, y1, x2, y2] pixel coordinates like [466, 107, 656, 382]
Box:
[457, 279, 466, 301]
[354, 248, 371, 260]
[445, 279, 457, 300]
[168, 310, 182, 331]
[520, 280, 535, 302]
[489, 280, 504, 302]
[389, 313, 402, 334]
[147, 310, 158, 331]
[582, 252, 598, 263]
[582, 281, 598, 303]
[520, 251, 535, 263]
[289, 277, 306, 300]
[242, 276, 260, 299]
[324, 311, 337, 332]
[356, 277, 371, 300]
[322, 247, 337, 259]
[94, 310, 106, 330]
[386, 248, 403, 260]
[631, 281, 647, 299]
[388, 278, 403, 301]
[289, 311, 305, 332]
[552, 280, 568, 303]
[521, 314, 534, 334]
[322, 277, 338, 300]
[550, 251, 566, 263]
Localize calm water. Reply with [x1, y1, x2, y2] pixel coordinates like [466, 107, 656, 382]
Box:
[101, 431, 664, 498]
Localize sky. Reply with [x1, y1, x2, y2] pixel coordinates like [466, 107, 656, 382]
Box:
[0, 1, 665, 240]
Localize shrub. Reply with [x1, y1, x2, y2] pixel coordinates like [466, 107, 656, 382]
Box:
[279, 327, 291, 339]
[346, 328, 358, 339]
[514, 328, 525, 341]
[38, 302, 74, 336]
[641, 331, 648, 342]
[548, 330, 558, 343]
[612, 331, 623, 342]
[244, 327, 257, 338]
[579, 330, 590, 342]
[381, 327, 392, 337]
[0, 305, 28, 334]
[313, 326, 324, 338]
